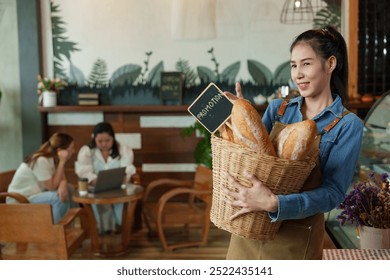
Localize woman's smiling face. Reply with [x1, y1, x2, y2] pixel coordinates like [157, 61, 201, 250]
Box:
[290, 42, 332, 99]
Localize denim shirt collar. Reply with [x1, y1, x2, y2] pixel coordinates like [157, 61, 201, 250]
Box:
[288, 94, 344, 120]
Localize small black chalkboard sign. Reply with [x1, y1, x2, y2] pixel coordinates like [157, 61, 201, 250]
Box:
[188, 83, 233, 134]
[160, 72, 184, 104]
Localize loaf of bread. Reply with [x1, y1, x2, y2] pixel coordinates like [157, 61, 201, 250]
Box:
[219, 122, 234, 142]
[272, 120, 317, 160]
[230, 98, 276, 156]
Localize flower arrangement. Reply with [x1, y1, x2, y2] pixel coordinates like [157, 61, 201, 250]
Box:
[37, 75, 67, 95]
[337, 172, 390, 229]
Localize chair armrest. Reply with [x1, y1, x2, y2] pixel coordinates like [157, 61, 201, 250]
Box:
[143, 178, 193, 203]
[0, 192, 30, 203]
[58, 208, 88, 230]
[157, 187, 212, 213]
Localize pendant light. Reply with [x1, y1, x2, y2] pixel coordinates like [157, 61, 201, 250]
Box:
[280, 0, 314, 24]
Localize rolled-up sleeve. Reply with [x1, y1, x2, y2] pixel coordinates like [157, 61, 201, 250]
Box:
[119, 144, 136, 182]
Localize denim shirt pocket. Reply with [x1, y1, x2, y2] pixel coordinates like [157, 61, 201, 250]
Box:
[319, 134, 337, 161]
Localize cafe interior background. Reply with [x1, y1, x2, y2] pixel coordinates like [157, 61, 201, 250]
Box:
[0, 0, 389, 252]
[0, 0, 345, 168]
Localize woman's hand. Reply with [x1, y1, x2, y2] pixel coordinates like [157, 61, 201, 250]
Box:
[90, 178, 97, 186]
[222, 171, 279, 220]
[57, 179, 68, 202]
[57, 149, 70, 163]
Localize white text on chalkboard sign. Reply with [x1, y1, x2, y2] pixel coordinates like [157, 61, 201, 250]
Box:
[187, 83, 233, 134]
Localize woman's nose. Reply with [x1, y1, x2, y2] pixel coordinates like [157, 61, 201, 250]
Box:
[295, 69, 304, 80]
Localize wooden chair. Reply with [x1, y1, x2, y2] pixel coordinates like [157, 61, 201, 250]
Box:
[142, 165, 213, 251]
[0, 192, 89, 260]
[0, 170, 15, 203]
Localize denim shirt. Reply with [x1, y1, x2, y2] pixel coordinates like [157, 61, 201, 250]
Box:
[262, 95, 364, 221]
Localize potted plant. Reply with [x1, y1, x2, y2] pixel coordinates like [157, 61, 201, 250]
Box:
[37, 75, 67, 107]
[337, 172, 390, 249]
[181, 122, 212, 169]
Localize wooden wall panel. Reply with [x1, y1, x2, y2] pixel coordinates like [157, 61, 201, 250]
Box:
[41, 106, 201, 188]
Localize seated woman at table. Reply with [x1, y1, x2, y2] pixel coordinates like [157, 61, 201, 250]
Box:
[7, 132, 75, 224]
[75, 122, 138, 234]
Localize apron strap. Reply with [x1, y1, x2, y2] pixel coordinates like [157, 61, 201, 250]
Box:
[275, 99, 351, 135]
[320, 110, 350, 135]
[276, 99, 289, 121]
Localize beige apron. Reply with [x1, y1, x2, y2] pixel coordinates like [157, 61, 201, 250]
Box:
[226, 101, 348, 260]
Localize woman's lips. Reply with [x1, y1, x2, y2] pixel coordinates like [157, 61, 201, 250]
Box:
[297, 82, 309, 90]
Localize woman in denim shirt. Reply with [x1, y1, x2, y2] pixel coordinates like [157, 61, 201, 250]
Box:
[224, 25, 364, 259]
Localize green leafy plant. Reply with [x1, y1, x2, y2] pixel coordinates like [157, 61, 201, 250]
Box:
[145, 60, 164, 87]
[313, 5, 341, 30]
[197, 48, 240, 85]
[88, 58, 108, 88]
[176, 58, 197, 88]
[37, 74, 67, 94]
[207, 47, 220, 81]
[181, 122, 212, 169]
[51, 1, 80, 79]
[137, 51, 153, 85]
[110, 64, 142, 87]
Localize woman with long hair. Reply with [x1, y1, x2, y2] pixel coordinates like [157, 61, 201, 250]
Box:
[7, 132, 75, 223]
[223, 25, 364, 259]
[75, 122, 137, 234]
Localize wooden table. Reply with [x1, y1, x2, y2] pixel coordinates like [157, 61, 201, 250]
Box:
[73, 184, 143, 257]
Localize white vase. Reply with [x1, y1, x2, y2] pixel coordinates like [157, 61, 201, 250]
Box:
[42, 90, 57, 107]
[359, 226, 390, 249]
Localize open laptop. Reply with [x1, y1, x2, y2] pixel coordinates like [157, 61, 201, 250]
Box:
[88, 167, 126, 193]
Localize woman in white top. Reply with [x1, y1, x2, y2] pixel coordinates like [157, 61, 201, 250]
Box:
[7, 132, 75, 223]
[75, 122, 137, 234]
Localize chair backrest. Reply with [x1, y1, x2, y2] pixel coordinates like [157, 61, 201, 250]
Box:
[0, 170, 15, 203]
[193, 165, 213, 202]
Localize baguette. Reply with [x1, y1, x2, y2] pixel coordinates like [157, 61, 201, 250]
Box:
[273, 120, 317, 160]
[219, 122, 234, 142]
[231, 98, 276, 156]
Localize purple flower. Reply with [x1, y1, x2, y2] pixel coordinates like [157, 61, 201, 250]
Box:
[337, 172, 390, 229]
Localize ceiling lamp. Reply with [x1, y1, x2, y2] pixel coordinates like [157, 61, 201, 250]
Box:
[280, 0, 314, 24]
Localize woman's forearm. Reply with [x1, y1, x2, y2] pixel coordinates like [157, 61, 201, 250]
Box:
[49, 161, 67, 190]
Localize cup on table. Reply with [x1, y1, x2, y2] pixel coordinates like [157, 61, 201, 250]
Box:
[78, 177, 88, 196]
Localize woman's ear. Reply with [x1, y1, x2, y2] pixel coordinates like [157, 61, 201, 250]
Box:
[328, 56, 337, 73]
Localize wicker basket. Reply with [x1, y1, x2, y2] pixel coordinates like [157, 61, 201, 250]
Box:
[210, 135, 316, 240]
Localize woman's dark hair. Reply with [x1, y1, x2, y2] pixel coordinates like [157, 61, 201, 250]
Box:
[89, 122, 120, 159]
[25, 132, 74, 167]
[290, 25, 349, 106]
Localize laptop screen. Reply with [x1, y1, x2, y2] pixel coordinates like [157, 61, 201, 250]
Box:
[88, 167, 126, 193]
